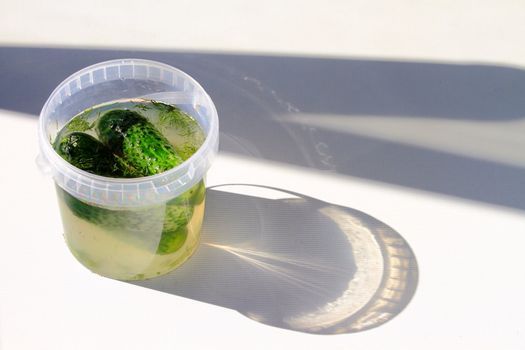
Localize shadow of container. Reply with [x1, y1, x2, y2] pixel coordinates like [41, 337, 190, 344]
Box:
[132, 185, 418, 334]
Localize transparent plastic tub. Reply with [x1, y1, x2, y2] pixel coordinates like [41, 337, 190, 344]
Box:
[37, 59, 219, 280]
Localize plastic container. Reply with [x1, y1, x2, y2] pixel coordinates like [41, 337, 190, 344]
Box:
[37, 59, 219, 280]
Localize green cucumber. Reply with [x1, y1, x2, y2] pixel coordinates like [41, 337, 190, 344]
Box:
[157, 227, 188, 255]
[96, 109, 183, 177]
[53, 132, 118, 177]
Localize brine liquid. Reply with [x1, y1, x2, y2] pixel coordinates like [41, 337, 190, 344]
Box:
[55, 99, 206, 280]
[58, 194, 205, 280]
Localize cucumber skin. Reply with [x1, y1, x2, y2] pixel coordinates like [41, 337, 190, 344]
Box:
[54, 132, 118, 177]
[96, 109, 183, 177]
[96, 110, 146, 152]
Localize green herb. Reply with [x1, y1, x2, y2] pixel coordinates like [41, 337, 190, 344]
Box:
[67, 109, 94, 132]
[175, 144, 198, 161]
[152, 100, 199, 137]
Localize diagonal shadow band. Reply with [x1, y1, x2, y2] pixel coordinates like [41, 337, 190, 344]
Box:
[131, 185, 418, 334]
[2, 46, 525, 121]
[2, 46, 524, 211]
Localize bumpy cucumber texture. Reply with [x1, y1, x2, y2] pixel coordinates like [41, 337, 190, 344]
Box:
[96, 109, 183, 177]
[54, 132, 118, 177]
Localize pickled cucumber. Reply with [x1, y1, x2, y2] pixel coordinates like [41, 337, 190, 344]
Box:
[96, 109, 183, 177]
[54, 132, 118, 177]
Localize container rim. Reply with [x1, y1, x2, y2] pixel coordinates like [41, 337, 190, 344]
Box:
[38, 58, 219, 204]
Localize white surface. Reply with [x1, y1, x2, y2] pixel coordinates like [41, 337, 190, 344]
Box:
[1, 111, 524, 349]
[1, 0, 525, 66]
[1, 1, 525, 349]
